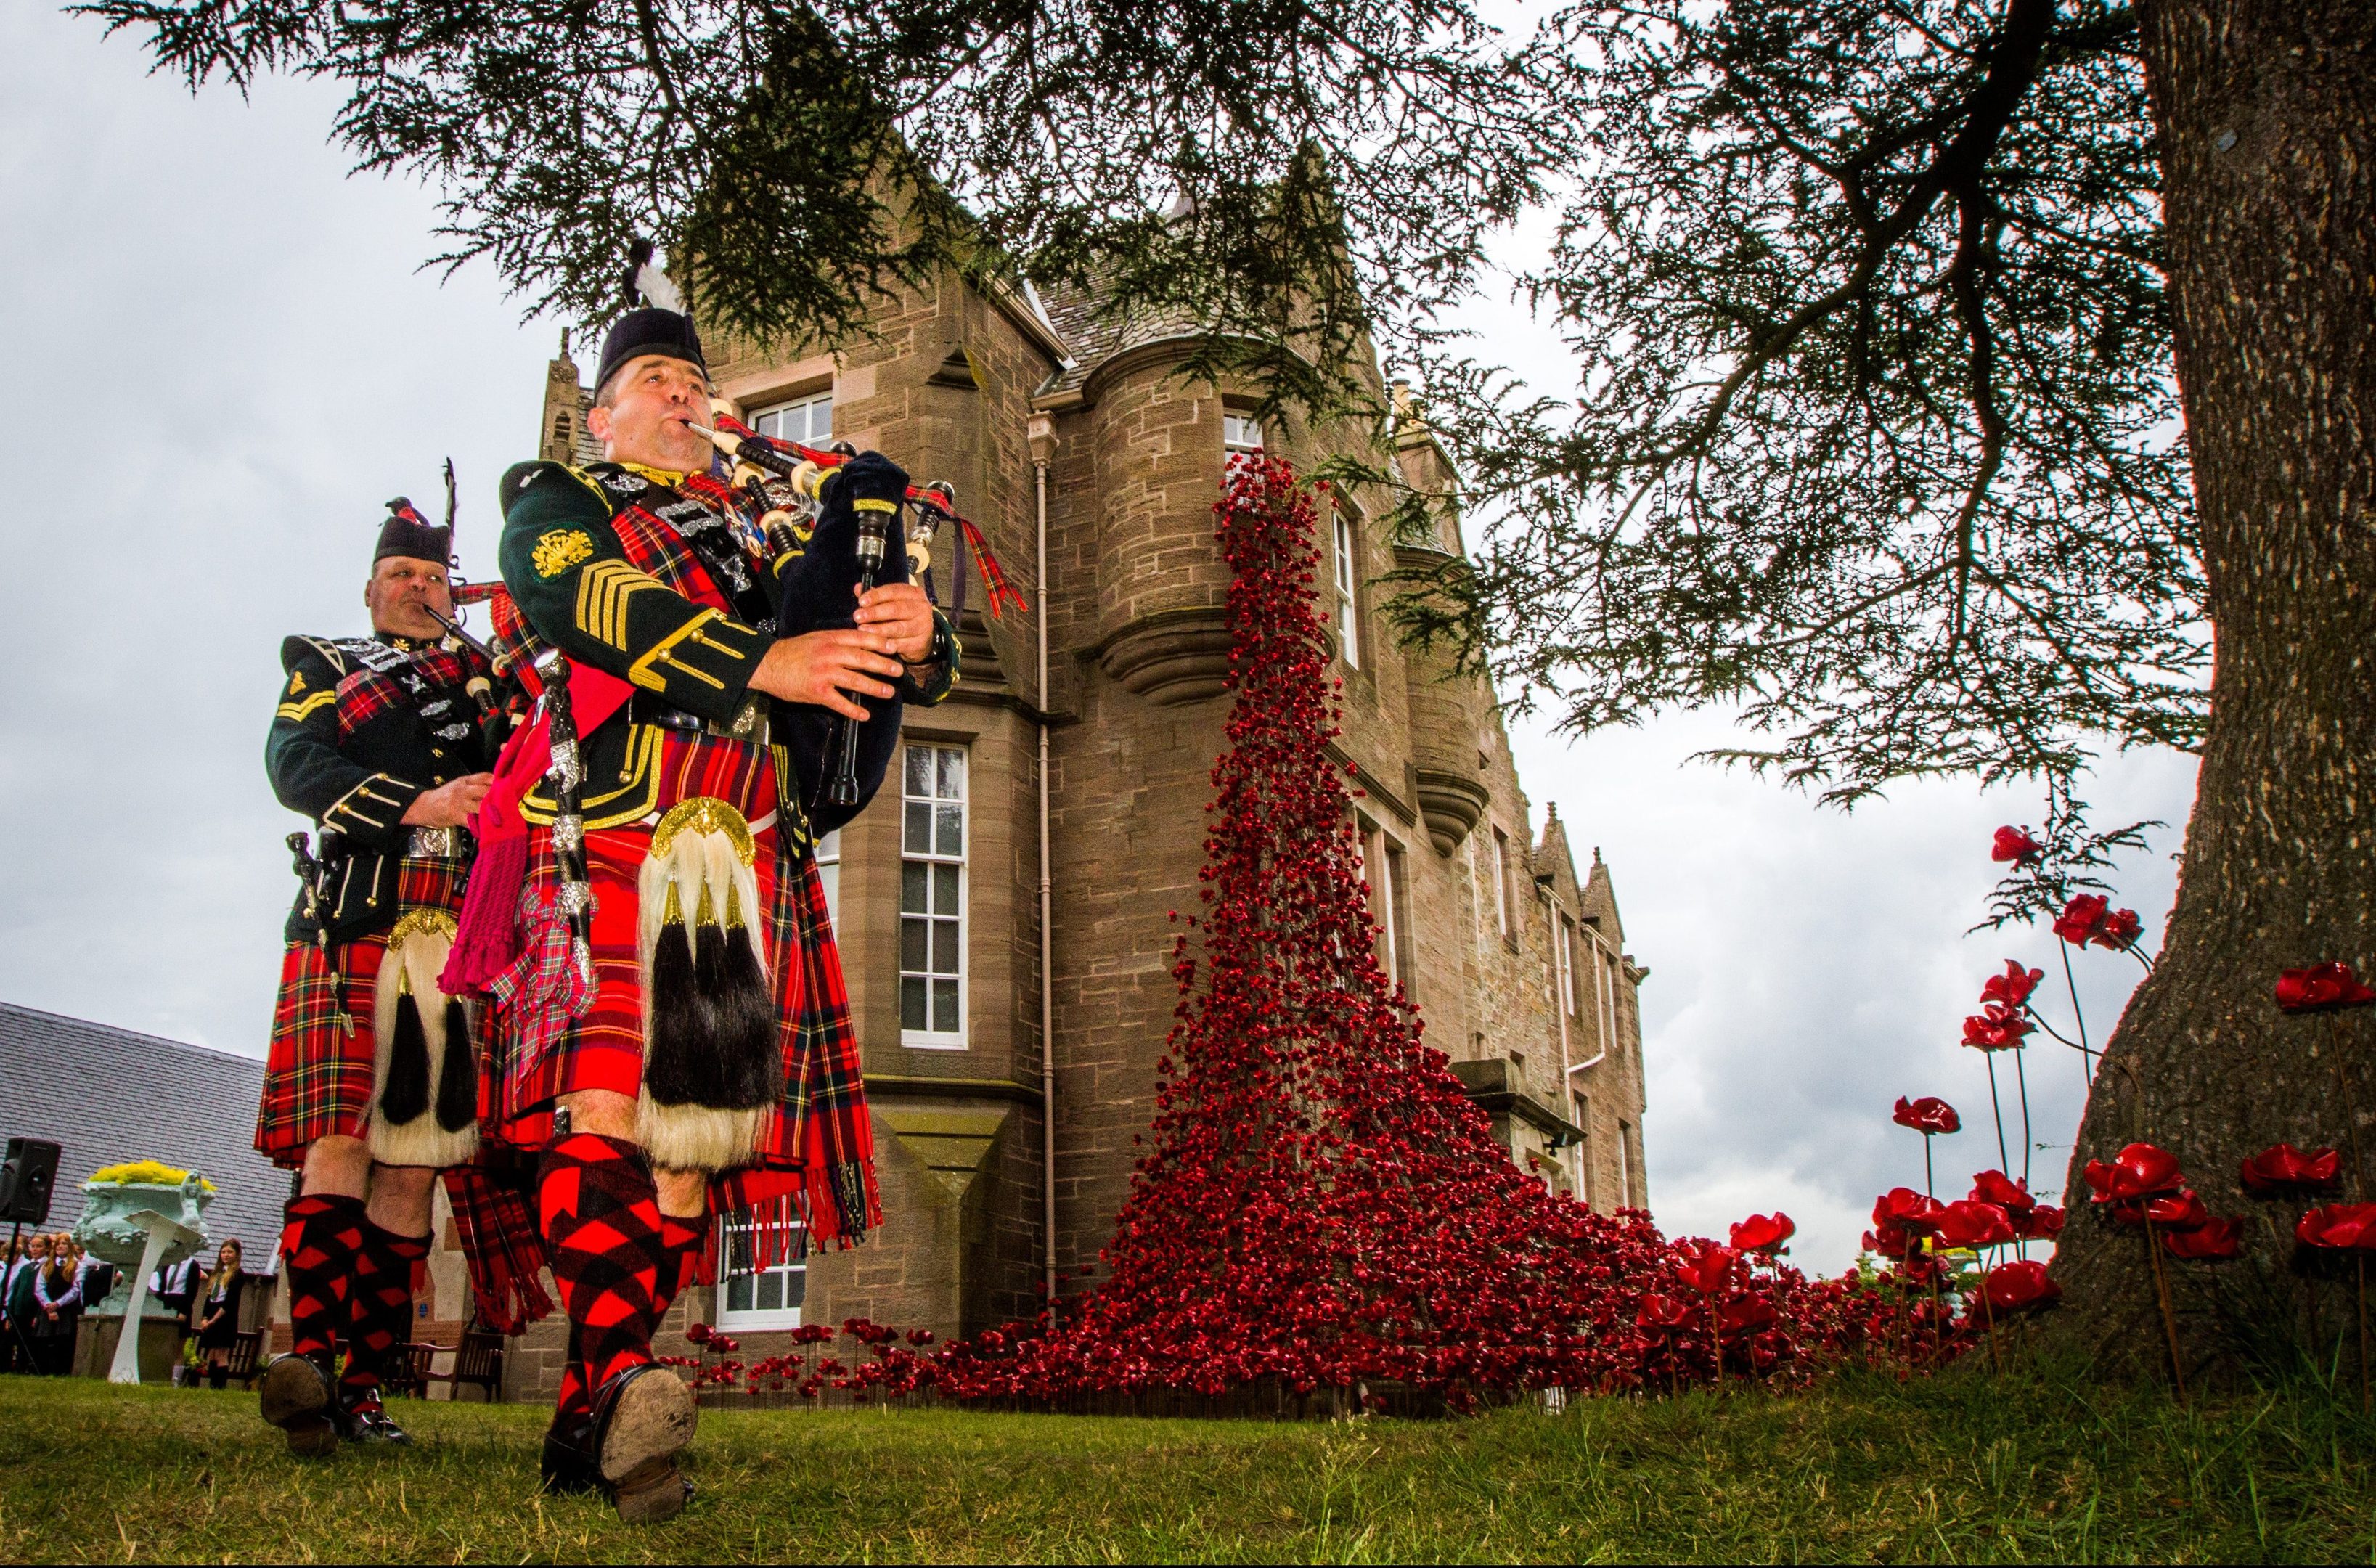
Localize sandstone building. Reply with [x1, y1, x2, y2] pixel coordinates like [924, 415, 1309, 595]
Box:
[486, 269, 1653, 1397]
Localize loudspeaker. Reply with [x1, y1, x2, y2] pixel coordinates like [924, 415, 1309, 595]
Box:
[0, 1138, 62, 1226]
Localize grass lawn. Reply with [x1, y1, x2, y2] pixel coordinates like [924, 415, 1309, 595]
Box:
[0, 1367, 2367, 1563]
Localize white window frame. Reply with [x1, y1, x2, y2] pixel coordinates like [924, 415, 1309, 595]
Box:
[1360, 820, 1413, 992]
[1572, 1094, 1593, 1206]
[751, 389, 834, 447]
[899, 743, 969, 1049]
[1222, 412, 1265, 453]
[1493, 827, 1514, 942]
[1600, 947, 1620, 1058]
[713, 1199, 807, 1331]
[816, 828, 841, 927]
[1332, 505, 1363, 668]
[1616, 1120, 1633, 1207]
[1556, 913, 1579, 1019]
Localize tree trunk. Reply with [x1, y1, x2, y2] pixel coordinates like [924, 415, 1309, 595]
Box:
[2054, 1, 2376, 1372]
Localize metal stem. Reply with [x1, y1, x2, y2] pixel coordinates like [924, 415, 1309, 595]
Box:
[2059, 940, 2095, 1086]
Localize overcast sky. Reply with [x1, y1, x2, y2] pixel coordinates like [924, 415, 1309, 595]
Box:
[0, 7, 2200, 1272]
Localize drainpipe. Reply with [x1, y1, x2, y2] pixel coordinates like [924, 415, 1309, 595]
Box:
[1026, 412, 1058, 1309]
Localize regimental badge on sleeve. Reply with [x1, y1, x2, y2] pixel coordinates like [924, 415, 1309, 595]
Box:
[533, 528, 596, 579]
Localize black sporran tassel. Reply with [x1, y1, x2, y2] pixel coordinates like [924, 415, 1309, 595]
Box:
[434, 999, 478, 1132]
[645, 915, 712, 1106]
[382, 992, 433, 1124]
[707, 921, 777, 1109]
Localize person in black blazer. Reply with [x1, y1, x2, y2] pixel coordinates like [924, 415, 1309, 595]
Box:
[191, 1241, 247, 1390]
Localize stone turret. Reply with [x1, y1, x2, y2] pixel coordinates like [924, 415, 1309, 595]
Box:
[1087, 348, 1236, 704]
[539, 331, 601, 465]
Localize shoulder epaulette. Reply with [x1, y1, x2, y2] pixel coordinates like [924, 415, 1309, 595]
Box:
[280, 634, 350, 677]
[275, 636, 347, 722]
[501, 459, 621, 522]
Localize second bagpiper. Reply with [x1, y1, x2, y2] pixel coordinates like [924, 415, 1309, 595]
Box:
[255, 497, 507, 1452]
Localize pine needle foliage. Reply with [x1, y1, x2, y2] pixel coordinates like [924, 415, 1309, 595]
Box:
[77, 0, 1564, 413]
[1394, 0, 2200, 870]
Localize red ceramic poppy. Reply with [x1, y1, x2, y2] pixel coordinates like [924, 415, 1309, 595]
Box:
[1716, 1294, 1779, 1334]
[1935, 1199, 2017, 1250]
[1872, 1188, 1946, 1234]
[2018, 1204, 2066, 1240]
[2096, 908, 2143, 950]
[1980, 962, 2044, 1010]
[1961, 1005, 2035, 1052]
[1863, 1222, 1913, 1255]
[2240, 1143, 2343, 1196]
[2053, 894, 2110, 946]
[1977, 1259, 2062, 1316]
[1670, 1240, 1739, 1295]
[2142, 1189, 2210, 1230]
[1893, 1251, 1948, 1286]
[1634, 1293, 1692, 1331]
[1992, 826, 2044, 865]
[2163, 1217, 2241, 1260]
[2297, 1203, 2376, 1250]
[1893, 1096, 1961, 1134]
[2081, 1142, 2184, 1203]
[1729, 1213, 1796, 1253]
[2274, 962, 2376, 1015]
[1969, 1169, 2036, 1214]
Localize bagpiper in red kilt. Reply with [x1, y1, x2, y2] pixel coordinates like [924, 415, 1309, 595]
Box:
[253, 499, 517, 1453]
[460, 304, 954, 1520]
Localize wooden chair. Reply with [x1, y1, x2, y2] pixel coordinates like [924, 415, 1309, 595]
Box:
[393, 1342, 440, 1400]
[417, 1325, 505, 1402]
[380, 1339, 429, 1400]
[220, 1331, 264, 1389]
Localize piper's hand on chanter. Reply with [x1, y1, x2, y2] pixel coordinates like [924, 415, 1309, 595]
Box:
[854, 581, 936, 663]
[750, 629, 905, 722]
[401, 773, 494, 828]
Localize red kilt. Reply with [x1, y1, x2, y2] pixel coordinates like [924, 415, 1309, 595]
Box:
[485, 727, 878, 1252]
[255, 852, 467, 1168]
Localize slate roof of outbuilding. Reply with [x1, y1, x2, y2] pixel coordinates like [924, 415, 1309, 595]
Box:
[0, 1003, 285, 1267]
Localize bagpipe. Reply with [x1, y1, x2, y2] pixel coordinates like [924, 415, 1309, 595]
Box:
[685, 414, 1025, 807]
[688, 412, 1027, 622]
[446, 418, 1026, 813]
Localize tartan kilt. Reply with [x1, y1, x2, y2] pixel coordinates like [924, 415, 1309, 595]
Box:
[255, 852, 468, 1167]
[481, 725, 878, 1251]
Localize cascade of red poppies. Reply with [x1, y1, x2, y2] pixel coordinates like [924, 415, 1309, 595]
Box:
[890, 455, 1874, 1406]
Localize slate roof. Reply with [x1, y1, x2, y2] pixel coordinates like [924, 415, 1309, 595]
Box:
[0, 1003, 286, 1268]
[1032, 271, 1201, 397]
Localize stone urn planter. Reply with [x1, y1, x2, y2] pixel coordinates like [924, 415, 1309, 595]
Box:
[70, 1161, 212, 1385]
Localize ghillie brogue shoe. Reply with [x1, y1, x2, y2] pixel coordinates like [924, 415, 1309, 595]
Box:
[258, 1352, 340, 1458]
[590, 1363, 697, 1524]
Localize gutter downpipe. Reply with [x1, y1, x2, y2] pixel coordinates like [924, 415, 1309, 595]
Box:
[1028, 414, 1058, 1310]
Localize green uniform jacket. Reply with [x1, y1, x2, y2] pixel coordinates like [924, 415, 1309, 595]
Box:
[266, 634, 499, 942]
[493, 460, 955, 846]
